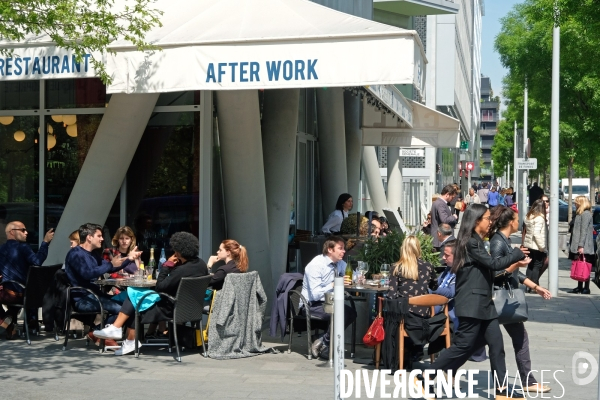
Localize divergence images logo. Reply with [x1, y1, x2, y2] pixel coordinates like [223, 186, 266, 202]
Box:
[572, 351, 599, 386]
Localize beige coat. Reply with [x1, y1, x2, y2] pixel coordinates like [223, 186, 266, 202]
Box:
[523, 215, 547, 252]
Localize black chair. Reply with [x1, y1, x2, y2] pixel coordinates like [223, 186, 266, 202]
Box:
[2, 264, 62, 344]
[62, 286, 110, 351]
[134, 275, 211, 362]
[287, 283, 357, 359]
[299, 242, 320, 273]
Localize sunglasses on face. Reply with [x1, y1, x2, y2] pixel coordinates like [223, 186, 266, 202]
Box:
[11, 228, 27, 233]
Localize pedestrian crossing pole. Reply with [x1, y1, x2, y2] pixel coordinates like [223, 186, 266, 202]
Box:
[333, 277, 345, 399]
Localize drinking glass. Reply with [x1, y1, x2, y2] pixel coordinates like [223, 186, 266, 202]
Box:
[380, 264, 390, 287]
[133, 269, 144, 284]
[146, 267, 154, 281]
[356, 261, 368, 288]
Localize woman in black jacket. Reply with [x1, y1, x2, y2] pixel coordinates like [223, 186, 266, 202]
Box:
[488, 206, 552, 394]
[415, 204, 531, 398]
[93, 232, 209, 356]
[207, 239, 248, 290]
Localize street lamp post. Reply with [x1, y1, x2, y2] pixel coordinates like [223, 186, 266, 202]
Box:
[549, 1, 560, 297]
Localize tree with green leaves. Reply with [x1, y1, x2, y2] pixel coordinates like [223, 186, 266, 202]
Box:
[494, 0, 600, 211]
[1, 1, 162, 83]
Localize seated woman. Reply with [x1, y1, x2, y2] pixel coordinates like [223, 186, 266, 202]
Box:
[207, 239, 248, 290]
[389, 235, 436, 317]
[93, 232, 209, 356]
[321, 193, 353, 235]
[103, 226, 140, 278]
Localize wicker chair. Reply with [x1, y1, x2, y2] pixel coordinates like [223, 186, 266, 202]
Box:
[62, 285, 112, 351]
[1, 264, 62, 344]
[134, 275, 211, 362]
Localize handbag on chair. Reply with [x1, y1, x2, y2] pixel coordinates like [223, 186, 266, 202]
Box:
[570, 254, 593, 282]
[363, 312, 385, 347]
[493, 280, 528, 325]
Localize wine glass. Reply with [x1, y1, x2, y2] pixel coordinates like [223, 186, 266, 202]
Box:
[380, 264, 390, 287]
[356, 261, 368, 288]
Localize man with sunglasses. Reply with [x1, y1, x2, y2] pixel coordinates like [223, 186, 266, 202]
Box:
[0, 221, 54, 339]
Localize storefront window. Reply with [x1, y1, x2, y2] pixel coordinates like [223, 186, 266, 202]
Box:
[44, 113, 111, 232]
[126, 111, 200, 260]
[45, 78, 106, 108]
[0, 116, 40, 246]
[0, 81, 40, 110]
[155, 91, 200, 107]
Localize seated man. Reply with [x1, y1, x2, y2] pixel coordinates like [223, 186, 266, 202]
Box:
[301, 236, 356, 359]
[0, 221, 54, 338]
[64, 223, 141, 344]
[94, 232, 209, 355]
[436, 223, 455, 272]
[430, 240, 458, 331]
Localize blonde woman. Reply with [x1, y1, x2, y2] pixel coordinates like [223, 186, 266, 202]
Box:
[389, 236, 436, 317]
[523, 199, 547, 288]
[569, 196, 594, 294]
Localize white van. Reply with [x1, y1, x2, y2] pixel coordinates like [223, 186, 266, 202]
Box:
[561, 178, 590, 202]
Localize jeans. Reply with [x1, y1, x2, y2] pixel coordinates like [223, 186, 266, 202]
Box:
[526, 248, 546, 285]
[73, 292, 123, 325]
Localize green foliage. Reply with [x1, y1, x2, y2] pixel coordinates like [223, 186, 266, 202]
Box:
[0, 1, 163, 84]
[356, 230, 439, 277]
[340, 214, 359, 235]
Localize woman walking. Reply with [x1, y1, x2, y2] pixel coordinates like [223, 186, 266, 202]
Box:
[523, 199, 548, 288]
[414, 204, 531, 398]
[489, 206, 552, 394]
[569, 196, 595, 294]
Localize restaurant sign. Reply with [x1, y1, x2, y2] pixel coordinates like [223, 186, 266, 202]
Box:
[0, 47, 98, 80]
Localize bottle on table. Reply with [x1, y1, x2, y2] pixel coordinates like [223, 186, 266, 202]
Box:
[158, 247, 166, 274]
[147, 248, 156, 280]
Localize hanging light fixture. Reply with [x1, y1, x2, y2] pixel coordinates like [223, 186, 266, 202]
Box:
[13, 130, 25, 142]
[47, 134, 57, 150]
[0, 116, 14, 125]
[51, 115, 63, 123]
[62, 115, 77, 126]
[37, 124, 54, 134]
[66, 124, 77, 137]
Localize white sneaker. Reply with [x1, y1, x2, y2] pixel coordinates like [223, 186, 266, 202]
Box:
[115, 339, 142, 356]
[93, 324, 122, 340]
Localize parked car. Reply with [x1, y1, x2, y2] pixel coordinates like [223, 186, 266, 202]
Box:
[558, 199, 575, 222]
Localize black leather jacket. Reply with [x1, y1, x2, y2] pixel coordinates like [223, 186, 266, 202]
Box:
[489, 232, 527, 288]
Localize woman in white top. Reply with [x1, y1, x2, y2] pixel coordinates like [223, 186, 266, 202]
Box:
[523, 199, 547, 287]
[321, 193, 353, 234]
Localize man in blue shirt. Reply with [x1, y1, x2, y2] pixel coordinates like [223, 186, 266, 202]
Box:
[431, 240, 458, 331]
[301, 236, 356, 359]
[64, 223, 141, 332]
[0, 221, 54, 338]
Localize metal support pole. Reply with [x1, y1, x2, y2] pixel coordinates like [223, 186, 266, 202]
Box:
[522, 82, 529, 221]
[549, 5, 560, 297]
[333, 277, 345, 399]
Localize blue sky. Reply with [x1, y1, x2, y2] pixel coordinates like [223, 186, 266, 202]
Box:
[481, 0, 522, 110]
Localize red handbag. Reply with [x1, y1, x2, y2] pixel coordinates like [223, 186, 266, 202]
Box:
[571, 254, 592, 282]
[363, 313, 385, 347]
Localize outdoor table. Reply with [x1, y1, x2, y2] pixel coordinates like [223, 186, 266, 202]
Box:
[95, 278, 157, 288]
[344, 284, 390, 365]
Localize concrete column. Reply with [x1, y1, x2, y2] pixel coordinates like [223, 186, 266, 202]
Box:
[344, 92, 362, 204]
[317, 88, 348, 218]
[262, 89, 299, 290]
[46, 93, 159, 264]
[215, 90, 272, 298]
[362, 146, 388, 214]
[387, 147, 402, 212]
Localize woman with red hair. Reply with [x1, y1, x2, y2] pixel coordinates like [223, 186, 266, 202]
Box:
[207, 239, 249, 290]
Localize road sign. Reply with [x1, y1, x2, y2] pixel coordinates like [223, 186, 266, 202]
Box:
[466, 161, 475, 171]
[516, 158, 537, 170]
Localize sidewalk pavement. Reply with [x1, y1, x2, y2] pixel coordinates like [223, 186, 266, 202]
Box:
[1, 238, 599, 399]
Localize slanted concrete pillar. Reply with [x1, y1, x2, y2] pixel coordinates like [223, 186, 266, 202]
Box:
[317, 88, 348, 218]
[262, 89, 299, 289]
[46, 93, 159, 265]
[344, 92, 362, 204]
[387, 147, 403, 213]
[362, 146, 388, 214]
[215, 90, 272, 298]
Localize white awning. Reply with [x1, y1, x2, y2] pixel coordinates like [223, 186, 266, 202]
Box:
[362, 96, 460, 148]
[105, 0, 427, 94]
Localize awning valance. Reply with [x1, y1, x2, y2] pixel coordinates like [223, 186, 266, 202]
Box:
[362, 96, 460, 148]
[105, 0, 427, 94]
